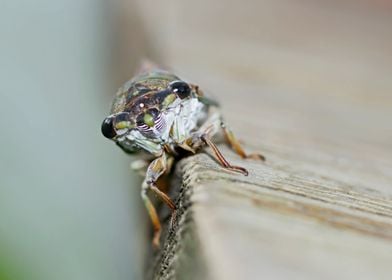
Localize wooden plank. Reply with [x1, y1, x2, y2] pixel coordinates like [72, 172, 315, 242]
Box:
[133, 0, 392, 279]
[152, 151, 392, 279]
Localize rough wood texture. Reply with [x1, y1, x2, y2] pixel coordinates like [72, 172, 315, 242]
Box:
[152, 148, 392, 279]
[130, 0, 392, 279]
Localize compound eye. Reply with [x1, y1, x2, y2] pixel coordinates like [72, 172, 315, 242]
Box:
[136, 108, 159, 128]
[169, 81, 191, 99]
[101, 117, 116, 139]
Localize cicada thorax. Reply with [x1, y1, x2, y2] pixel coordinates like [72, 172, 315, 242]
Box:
[110, 69, 180, 114]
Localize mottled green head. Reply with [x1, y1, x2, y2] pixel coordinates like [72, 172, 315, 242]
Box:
[101, 70, 196, 153]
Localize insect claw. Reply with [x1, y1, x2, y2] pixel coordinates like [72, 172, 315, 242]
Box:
[179, 142, 196, 153]
[248, 153, 265, 161]
[233, 166, 249, 176]
[201, 135, 249, 176]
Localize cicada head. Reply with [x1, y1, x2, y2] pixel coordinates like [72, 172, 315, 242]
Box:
[102, 69, 198, 155]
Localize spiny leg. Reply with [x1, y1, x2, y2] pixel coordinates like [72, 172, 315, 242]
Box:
[150, 184, 176, 210]
[201, 135, 249, 176]
[141, 152, 176, 247]
[190, 110, 249, 176]
[150, 184, 177, 228]
[130, 155, 176, 177]
[221, 122, 265, 161]
[141, 189, 161, 247]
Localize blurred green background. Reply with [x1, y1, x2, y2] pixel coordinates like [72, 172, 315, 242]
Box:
[0, 1, 150, 279]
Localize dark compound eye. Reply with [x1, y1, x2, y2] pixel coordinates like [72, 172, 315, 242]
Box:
[101, 117, 116, 139]
[169, 80, 191, 99]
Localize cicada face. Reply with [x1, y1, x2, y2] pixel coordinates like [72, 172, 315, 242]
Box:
[101, 70, 205, 155]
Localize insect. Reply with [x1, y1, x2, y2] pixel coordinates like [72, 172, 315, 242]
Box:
[101, 63, 265, 247]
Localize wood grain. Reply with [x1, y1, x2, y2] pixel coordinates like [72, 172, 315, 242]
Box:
[134, 0, 392, 279]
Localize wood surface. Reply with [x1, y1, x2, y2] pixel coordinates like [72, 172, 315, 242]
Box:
[127, 1, 392, 279]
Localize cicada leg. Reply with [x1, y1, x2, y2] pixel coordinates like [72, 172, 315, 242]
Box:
[221, 122, 265, 161]
[201, 135, 249, 176]
[189, 110, 249, 176]
[141, 152, 176, 248]
[141, 191, 161, 247]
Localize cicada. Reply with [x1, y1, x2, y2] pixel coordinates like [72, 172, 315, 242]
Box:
[101, 63, 264, 247]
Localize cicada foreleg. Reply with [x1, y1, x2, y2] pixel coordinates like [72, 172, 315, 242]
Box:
[200, 135, 249, 176]
[188, 110, 249, 176]
[141, 152, 176, 248]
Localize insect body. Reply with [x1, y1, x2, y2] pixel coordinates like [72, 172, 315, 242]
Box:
[101, 65, 264, 247]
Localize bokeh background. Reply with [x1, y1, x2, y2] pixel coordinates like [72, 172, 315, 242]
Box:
[0, 1, 149, 279]
[1, 0, 391, 279]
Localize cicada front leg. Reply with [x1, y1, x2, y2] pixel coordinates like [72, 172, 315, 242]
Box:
[141, 152, 176, 248]
[200, 135, 249, 175]
[189, 109, 255, 176]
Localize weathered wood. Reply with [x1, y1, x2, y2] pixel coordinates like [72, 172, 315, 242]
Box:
[130, 0, 392, 279]
[152, 148, 392, 279]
